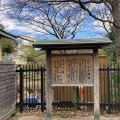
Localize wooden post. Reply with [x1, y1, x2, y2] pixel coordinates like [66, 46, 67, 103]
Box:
[46, 50, 52, 120]
[93, 49, 100, 120]
[0, 37, 2, 60]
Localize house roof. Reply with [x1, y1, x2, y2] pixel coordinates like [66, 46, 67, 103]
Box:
[33, 37, 112, 50]
[0, 29, 17, 40]
[17, 36, 39, 42]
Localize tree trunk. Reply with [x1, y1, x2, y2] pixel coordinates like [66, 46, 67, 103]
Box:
[112, 0, 120, 62]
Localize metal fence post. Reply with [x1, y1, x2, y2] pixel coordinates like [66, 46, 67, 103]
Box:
[20, 67, 23, 113]
[107, 66, 111, 114]
[41, 67, 44, 112]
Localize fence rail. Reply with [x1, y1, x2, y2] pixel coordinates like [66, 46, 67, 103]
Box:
[16, 64, 120, 113]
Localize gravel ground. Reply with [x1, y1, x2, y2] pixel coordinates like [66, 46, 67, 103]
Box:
[9, 115, 120, 120]
[7, 110, 120, 120]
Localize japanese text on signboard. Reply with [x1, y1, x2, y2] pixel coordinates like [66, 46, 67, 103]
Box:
[51, 55, 93, 85]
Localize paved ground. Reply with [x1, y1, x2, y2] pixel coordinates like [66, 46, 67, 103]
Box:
[18, 116, 120, 120]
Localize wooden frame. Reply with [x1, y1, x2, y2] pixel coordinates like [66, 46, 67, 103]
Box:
[46, 50, 100, 120]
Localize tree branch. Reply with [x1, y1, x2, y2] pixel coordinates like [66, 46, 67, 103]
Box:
[78, 0, 113, 23]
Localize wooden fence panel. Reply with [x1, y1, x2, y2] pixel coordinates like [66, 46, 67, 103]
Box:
[0, 62, 16, 120]
[84, 56, 108, 103]
[54, 86, 77, 102]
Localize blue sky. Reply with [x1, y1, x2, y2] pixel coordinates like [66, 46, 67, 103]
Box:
[6, 13, 107, 40]
[9, 19, 104, 40]
[0, 1, 108, 40]
[0, 17, 105, 40]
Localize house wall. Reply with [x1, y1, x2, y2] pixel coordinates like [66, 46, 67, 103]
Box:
[0, 61, 16, 120]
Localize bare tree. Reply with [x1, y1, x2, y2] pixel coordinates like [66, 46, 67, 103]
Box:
[20, 0, 118, 61]
[0, 1, 86, 39]
[74, 0, 120, 62]
[2, 0, 120, 61]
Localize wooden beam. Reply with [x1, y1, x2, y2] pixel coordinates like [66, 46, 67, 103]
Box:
[51, 84, 94, 86]
[0, 37, 2, 60]
[46, 50, 52, 120]
[93, 49, 100, 120]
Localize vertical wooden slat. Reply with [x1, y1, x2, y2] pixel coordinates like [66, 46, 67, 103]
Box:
[65, 87, 67, 101]
[84, 87, 87, 103]
[99, 64, 102, 104]
[87, 86, 89, 103]
[58, 87, 60, 101]
[54, 87, 57, 102]
[93, 49, 100, 120]
[89, 87, 91, 102]
[68, 87, 70, 101]
[61, 87, 63, 101]
[56, 87, 58, 102]
[46, 50, 52, 119]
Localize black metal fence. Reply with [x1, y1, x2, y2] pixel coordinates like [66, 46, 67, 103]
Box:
[16, 64, 46, 113]
[101, 64, 120, 113]
[16, 64, 120, 113]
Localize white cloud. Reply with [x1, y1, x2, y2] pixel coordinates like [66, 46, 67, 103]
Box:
[88, 3, 105, 11]
[92, 20, 111, 36]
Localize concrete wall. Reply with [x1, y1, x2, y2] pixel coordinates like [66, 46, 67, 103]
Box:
[0, 61, 16, 120]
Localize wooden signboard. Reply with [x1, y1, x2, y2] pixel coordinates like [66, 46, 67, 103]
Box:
[51, 54, 94, 86]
